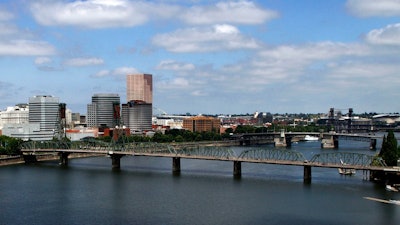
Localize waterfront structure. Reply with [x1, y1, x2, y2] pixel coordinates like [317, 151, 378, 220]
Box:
[87, 94, 120, 128]
[182, 116, 220, 133]
[122, 100, 152, 132]
[126, 74, 153, 103]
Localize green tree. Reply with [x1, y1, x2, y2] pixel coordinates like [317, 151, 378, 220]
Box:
[379, 131, 400, 166]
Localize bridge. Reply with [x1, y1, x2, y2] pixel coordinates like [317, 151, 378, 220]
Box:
[234, 131, 380, 149]
[19, 140, 399, 183]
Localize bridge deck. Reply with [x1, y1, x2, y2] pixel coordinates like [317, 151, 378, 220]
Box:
[20, 148, 397, 172]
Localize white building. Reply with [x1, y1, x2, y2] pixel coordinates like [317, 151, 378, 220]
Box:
[2, 95, 61, 141]
[0, 104, 29, 129]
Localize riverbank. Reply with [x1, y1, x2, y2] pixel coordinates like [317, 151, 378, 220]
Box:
[0, 153, 103, 167]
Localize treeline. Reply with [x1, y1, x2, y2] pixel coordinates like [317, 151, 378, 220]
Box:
[379, 130, 400, 166]
[0, 135, 23, 155]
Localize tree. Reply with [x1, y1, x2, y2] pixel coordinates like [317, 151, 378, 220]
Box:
[379, 131, 400, 166]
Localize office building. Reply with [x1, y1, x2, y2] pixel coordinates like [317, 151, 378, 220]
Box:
[183, 116, 221, 133]
[126, 74, 153, 103]
[87, 93, 120, 128]
[3, 95, 62, 140]
[123, 74, 153, 132]
[122, 100, 152, 132]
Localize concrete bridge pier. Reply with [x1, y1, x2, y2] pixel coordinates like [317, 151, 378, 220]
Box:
[321, 135, 338, 149]
[370, 139, 377, 150]
[172, 157, 181, 174]
[109, 153, 123, 169]
[233, 161, 241, 178]
[304, 165, 312, 184]
[59, 152, 70, 166]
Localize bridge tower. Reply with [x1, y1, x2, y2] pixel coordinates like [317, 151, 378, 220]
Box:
[347, 108, 353, 133]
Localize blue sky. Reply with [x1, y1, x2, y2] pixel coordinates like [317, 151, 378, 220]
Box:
[1, 0, 400, 115]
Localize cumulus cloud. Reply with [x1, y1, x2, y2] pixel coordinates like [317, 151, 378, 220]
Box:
[180, 0, 278, 25]
[365, 23, 400, 45]
[0, 40, 56, 56]
[156, 60, 195, 71]
[34, 57, 52, 65]
[0, 8, 13, 21]
[346, 0, 400, 17]
[63, 57, 104, 67]
[29, 0, 179, 29]
[92, 67, 139, 78]
[152, 24, 259, 52]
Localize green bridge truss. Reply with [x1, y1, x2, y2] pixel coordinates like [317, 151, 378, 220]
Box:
[20, 141, 386, 167]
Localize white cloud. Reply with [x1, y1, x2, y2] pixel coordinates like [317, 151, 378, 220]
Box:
[156, 60, 195, 71]
[365, 23, 400, 45]
[92, 67, 139, 79]
[346, 0, 400, 17]
[180, 0, 278, 25]
[35, 57, 52, 65]
[0, 40, 56, 56]
[0, 8, 13, 21]
[29, 0, 179, 29]
[152, 24, 259, 52]
[64, 57, 104, 67]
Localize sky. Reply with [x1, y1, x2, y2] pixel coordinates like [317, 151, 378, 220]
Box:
[0, 0, 400, 115]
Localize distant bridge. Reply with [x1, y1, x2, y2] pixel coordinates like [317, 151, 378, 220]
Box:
[19, 140, 399, 183]
[233, 131, 381, 149]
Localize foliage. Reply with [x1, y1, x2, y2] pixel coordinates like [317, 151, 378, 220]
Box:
[0, 135, 23, 155]
[379, 131, 400, 166]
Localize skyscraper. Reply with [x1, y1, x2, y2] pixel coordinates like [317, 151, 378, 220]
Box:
[87, 94, 120, 128]
[124, 74, 153, 132]
[29, 95, 60, 132]
[126, 74, 153, 103]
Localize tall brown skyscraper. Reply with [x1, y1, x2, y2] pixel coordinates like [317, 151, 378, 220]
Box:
[126, 74, 153, 103]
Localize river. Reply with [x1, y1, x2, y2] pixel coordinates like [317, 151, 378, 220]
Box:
[1, 139, 399, 225]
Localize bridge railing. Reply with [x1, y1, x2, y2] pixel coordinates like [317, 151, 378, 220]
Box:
[175, 146, 236, 160]
[238, 149, 307, 162]
[309, 152, 386, 167]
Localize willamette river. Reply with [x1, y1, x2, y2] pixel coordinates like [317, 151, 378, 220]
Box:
[1, 139, 399, 225]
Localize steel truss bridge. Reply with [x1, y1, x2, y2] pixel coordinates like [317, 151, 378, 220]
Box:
[20, 141, 398, 183]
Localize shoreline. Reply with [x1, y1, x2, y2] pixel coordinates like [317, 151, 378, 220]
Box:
[0, 153, 103, 167]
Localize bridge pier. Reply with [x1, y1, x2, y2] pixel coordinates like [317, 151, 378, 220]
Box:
[321, 135, 338, 149]
[233, 161, 241, 178]
[59, 152, 70, 166]
[22, 154, 37, 164]
[370, 139, 377, 150]
[172, 157, 181, 174]
[304, 165, 312, 184]
[109, 153, 123, 169]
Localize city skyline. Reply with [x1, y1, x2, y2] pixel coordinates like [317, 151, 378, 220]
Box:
[1, 1, 400, 115]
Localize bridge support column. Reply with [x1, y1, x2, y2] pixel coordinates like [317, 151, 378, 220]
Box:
[304, 165, 312, 184]
[172, 157, 181, 174]
[321, 135, 338, 149]
[110, 154, 123, 169]
[370, 139, 377, 150]
[59, 152, 70, 166]
[22, 154, 37, 164]
[233, 161, 241, 178]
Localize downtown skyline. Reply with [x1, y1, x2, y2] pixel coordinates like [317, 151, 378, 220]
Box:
[1, 0, 400, 115]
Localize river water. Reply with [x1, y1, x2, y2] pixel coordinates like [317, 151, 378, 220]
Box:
[1, 139, 399, 225]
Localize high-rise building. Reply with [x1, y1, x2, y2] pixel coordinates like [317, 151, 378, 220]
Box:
[2, 95, 64, 140]
[123, 74, 153, 132]
[29, 95, 60, 133]
[122, 100, 152, 132]
[126, 74, 153, 103]
[87, 94, 120, 128]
